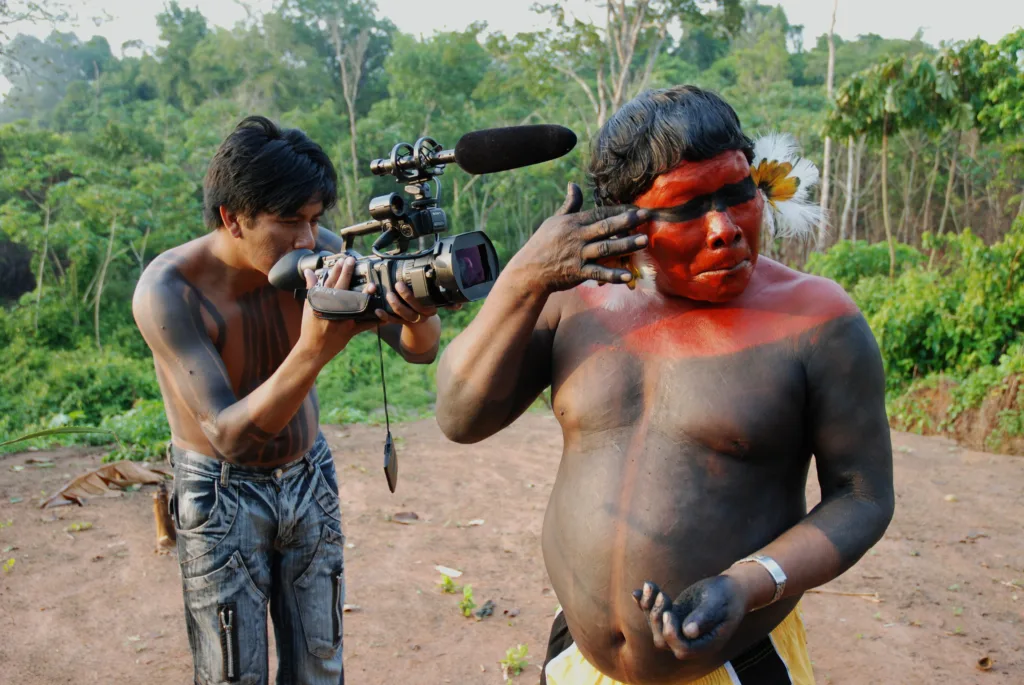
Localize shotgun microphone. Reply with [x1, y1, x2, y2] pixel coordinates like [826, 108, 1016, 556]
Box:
[369, 124, 578, 177]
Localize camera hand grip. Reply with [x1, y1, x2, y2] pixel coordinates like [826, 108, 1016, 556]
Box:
[306, 286, 379, 322]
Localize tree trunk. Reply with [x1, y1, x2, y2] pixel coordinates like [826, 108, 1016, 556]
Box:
[851, 135, 866, 241]
[898, 134, 917, 244]
[94, 217, 118, 351]
[881, 124, 896, 279]
[920, 139, 943, 237]
[818, 0, 839, 247]
[33, 204, 51, 334]
[331, 22, 369, 225]
[929, 130, 962, 268]
[840, 136, 855, 241]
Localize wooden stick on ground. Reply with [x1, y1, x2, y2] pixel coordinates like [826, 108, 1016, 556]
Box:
[806, 589, 882, 603]
[153, 481, 176, 553]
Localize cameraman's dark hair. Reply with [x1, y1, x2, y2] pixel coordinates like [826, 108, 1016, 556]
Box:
[203, 115, 338, 229]
[587, 85, 754, 206]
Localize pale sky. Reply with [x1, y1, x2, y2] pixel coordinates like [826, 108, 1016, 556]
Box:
[2, 0, 1022, 96]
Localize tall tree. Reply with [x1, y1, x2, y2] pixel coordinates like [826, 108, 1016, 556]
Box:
[498, 0, 742, 128]
[817, 0, 838, 246]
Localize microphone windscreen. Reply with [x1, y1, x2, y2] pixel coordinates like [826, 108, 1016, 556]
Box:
[454, 124, 577, 175]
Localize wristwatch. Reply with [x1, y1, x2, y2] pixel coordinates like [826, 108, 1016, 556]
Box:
[734, 554, 787, 608]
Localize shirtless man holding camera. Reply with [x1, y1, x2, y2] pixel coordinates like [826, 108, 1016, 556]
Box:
[133, 116, 441, 684]
[435, 86, 894, 684]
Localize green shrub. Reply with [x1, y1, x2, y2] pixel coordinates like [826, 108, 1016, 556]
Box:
[99, 399, 171, 461]
[842, 217, 1024, 392]
[806, 239, 926, 291]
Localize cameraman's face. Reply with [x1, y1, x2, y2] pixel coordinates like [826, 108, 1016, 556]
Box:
[633, 150, 762, 303]
[238, 200, 323, 275]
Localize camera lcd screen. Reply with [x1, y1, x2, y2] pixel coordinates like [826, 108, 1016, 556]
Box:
[455, 244, 490, 288]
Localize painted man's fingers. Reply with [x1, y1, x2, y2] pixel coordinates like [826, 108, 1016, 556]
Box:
[580, 207, 650, 241]
[661, 611, 691, 660]
[579, 264, 633, 284]
[580, 234, 648, 261]
[555, 182, 584, 216]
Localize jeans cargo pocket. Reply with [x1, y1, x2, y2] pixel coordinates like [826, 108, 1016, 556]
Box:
[173, 469, 238, 564]
[312, 460, 342, 523]
[182, 550, 268, 685]
[293, 525, 346, 659]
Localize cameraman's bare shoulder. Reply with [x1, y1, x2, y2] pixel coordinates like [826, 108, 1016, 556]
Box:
[133, 236, 217, 334]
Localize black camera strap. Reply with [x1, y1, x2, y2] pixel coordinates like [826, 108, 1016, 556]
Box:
[375, 325, 391, 434]
[376, 325, 399, 493]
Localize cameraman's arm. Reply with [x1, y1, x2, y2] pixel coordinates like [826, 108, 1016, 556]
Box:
[379, 319, 440, 364]
[435, 269, 560, 443]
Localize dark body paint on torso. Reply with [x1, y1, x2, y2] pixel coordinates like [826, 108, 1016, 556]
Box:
[540, 259, 858, 684]
[151, 245, 319, 467]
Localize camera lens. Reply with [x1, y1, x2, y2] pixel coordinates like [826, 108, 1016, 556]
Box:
[454, 244, 488, 288]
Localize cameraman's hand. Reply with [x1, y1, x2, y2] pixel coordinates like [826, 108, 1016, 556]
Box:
[299, 257, 378, 363]
[507, 182, 650, 295]
[366, 281, 443, 327]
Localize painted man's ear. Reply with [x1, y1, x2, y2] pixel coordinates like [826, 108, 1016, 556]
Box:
[219, 205, 244, 238]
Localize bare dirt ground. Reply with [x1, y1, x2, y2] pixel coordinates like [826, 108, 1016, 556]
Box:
[1, 413, 1022, 685]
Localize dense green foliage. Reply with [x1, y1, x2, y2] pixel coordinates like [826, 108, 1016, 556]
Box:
[1, 1, 1022, 456]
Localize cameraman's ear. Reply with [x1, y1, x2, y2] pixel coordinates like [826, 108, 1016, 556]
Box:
[556, 182, 584, 216]
[219, 206, 244, 238]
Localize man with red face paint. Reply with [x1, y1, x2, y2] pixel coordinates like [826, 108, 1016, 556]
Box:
[435, 85, 894, 685]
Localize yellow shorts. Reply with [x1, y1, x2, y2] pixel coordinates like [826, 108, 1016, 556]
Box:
[542, 606, 815, 685]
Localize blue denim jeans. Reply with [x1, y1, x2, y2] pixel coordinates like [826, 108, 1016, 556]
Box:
[169, 433, 345, 685]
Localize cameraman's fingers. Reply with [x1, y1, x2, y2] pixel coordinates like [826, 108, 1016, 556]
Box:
[581, 233, 648, 261]
[304, 269, 317, 290]
[394, 282, 436, 317]
[580, 263, 633, 284]
[581, 207, 650, 241]
[327, 257, 356, 289]
[385, 289, 420, 323]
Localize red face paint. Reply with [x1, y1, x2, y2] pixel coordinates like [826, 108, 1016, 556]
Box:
[634, 150, 763, 303]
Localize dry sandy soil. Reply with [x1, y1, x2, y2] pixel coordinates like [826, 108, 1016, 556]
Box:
[1, 413, 1022, 685]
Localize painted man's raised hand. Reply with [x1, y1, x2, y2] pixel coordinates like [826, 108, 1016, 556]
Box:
[509, 182, 650, 295]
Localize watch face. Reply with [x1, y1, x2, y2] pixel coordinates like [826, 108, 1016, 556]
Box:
[383, 430, 398, 493]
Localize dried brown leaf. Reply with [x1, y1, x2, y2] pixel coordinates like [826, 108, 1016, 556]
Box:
[40, 462, 168, 509]
[391, 511, 420, 525]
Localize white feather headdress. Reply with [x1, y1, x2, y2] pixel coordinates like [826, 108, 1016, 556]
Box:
[750, 132, 823, 240]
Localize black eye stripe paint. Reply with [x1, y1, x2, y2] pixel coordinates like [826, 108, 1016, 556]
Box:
[645, 176, 757, 224]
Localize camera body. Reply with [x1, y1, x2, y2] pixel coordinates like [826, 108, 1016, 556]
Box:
[268, 135, 500, 319]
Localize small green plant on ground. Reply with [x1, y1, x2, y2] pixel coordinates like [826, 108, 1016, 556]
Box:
[500, 644, 529, 679]
[438, 574, 458, 594]
[458, 585, 476, 617]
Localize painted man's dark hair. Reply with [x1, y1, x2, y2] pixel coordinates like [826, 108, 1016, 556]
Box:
[203, 115, 338, 229]
[587, 85, 754, 206]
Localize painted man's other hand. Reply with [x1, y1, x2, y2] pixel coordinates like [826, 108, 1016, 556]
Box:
[509, 182, 650, 295]
[632, 577, 747, 661]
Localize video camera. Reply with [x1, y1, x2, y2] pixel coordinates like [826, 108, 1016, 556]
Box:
[268, 124, 578, 322]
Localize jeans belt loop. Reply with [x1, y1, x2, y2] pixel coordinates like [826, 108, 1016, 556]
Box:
[220, 461, 230, 487]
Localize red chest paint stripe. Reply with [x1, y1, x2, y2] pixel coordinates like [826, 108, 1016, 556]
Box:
[576, 280, 856, 360]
